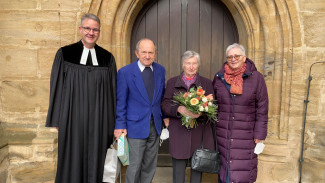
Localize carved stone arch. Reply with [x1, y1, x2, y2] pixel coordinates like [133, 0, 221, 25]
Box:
[91, 0, 299, 142]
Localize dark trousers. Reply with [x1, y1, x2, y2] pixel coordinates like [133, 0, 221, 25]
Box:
[172, 158, 202, 183]
[125, 119, 159, 183]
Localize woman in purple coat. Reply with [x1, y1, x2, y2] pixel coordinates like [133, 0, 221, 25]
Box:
[213, 43, 269, 183]
[161, 51, 215, 183]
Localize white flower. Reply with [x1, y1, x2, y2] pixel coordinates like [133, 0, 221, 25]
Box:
[208, 102, 212, 106]
[199, 106, 204, 112]
[202, 97, 208, 102]
[205, 106, 209, 112]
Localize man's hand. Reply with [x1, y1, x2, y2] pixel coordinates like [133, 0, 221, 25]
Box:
[163, 118, 170, 128]
[114, 129, 127, 139]
[177, 106, 200, 118]
[56, 127, 59, 131]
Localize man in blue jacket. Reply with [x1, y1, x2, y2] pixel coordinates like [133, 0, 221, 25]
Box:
[114, 38, 167, 183]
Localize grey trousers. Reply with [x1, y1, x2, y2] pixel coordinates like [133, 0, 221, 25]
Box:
[172, 158, 202, 183]
[125, 120, 159, 183]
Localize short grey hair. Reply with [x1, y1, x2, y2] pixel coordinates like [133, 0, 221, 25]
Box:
[226, 43, 246, 56]
[135, 38, 157, 52]
[81, 13, 101, 27]
[182, 50, 200, 66]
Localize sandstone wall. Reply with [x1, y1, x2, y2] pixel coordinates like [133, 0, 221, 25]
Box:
[0, 0, 324, 182]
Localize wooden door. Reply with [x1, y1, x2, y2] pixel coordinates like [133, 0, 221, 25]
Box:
[131, 0, 238, 166]
[131, 0, 238, 80]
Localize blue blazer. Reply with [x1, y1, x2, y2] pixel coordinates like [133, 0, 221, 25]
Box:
[115, 61, 166, 139]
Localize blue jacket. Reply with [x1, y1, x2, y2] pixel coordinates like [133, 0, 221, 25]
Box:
[115, 61, 166, 139]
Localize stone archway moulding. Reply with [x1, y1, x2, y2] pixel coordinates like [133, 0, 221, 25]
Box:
[89, 0, 299, 143]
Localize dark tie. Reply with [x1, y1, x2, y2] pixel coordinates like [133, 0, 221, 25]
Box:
[141, 67, 154, 101]
[86, 50, 93, 66]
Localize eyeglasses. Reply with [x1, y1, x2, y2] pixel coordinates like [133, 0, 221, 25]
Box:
[81, 27, 100, 34]
[226, 55, 242, 61]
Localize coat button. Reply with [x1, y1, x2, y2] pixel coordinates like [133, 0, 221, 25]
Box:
[232, 117, 235, 120]
[231, 139, 233, 141]
[230, 161, 232, 163]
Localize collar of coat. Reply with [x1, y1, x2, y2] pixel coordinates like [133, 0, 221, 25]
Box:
[174, 72, 203, 90]
[216, 57, 257, 79]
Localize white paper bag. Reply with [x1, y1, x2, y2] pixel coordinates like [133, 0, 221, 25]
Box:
[103, 143, 121, 182]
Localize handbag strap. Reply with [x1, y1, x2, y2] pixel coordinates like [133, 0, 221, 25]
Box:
[200, 123, 219, 152]
[200, 124, 206, 148]
[211, 123, 219, 152]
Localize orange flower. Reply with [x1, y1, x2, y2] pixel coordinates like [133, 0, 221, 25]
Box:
[190, 98, 199, 105]
[203, 101, 209, 107]
[183, 92, 189, 99]
[196, 88, 205, 96]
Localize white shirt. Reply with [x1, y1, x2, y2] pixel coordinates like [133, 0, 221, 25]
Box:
[137, 60, 153, 72]
[80, 46, 99, 66]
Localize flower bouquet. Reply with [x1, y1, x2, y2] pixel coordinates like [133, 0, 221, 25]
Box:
[173, 86, 218, 129]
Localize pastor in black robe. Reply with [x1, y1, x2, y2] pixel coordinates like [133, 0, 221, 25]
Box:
[46, 41, 116, 183]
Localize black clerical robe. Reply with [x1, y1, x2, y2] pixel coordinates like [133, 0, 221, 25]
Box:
[46, 41, 116, 183]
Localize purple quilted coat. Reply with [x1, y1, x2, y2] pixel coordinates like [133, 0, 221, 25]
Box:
[212, 58, 268, 183]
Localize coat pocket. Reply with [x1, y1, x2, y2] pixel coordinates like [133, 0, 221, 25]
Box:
[127, 114, 139, 121]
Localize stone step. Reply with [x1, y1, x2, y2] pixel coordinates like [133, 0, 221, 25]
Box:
[116, 166, 218, 183]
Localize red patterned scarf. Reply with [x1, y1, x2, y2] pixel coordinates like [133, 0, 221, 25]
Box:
[224, 63, 246, 94]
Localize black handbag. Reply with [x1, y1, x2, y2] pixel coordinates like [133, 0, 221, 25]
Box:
[191, 123, 221, 174]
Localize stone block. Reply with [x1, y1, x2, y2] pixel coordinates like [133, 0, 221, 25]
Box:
[257, 160, 297, 183]
[0, 11, 77, 48]
[2, 123, 37, 145]
[33, 127, 58, 144]
[305, 122, 325, 148]
[9, 161, 56, 183]
[0, 0, 37, 10]
[303, 13, 325, 47]
[38, 48, 58, 78]
[1, 80, 49, 113]
[289, 83, 306, 116]
[301, 158, 325, 182]
[299, 0, 325, 12]
[0, 123, 7, 148]
[0, 48, 38, 79]
[0, 112, 47, 125]
[0, 146, 9, 183]
[9, 145, 34, 163]
[34, 144, 57, 161]
[41, 0, 81, 11]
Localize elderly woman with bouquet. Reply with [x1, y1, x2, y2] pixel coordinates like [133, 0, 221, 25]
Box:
[161, 50, 216, 183]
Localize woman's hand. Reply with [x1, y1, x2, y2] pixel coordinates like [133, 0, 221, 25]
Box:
[254, 139, 262, 143]
[163, 118, 170, 127]
[177, 106, 200, 118]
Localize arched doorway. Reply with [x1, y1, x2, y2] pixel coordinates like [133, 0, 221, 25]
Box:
[130, 0, 238, 80]
[130, 0, 238, 166]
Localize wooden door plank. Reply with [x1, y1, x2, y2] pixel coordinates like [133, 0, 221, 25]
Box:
[199, 0, 212, 79]
[169, 0, 182, 79]
[187, 0, 199, 52]
[157, 0, 170, 68]
[146, 3, 158, 47]
[211, 0, 225, 78]
[132, 18, 146, 62]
